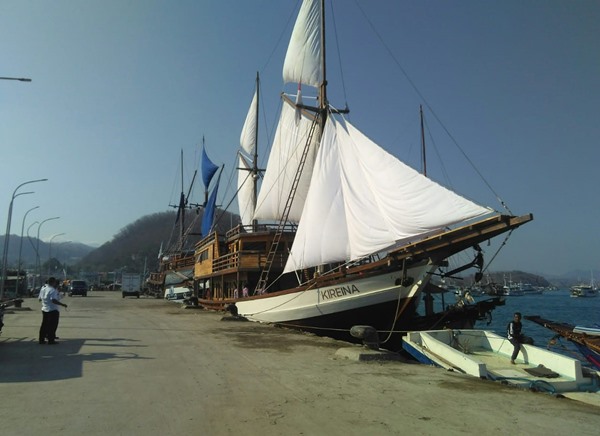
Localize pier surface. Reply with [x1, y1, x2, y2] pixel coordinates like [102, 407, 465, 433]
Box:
[1, 292, 599, 435]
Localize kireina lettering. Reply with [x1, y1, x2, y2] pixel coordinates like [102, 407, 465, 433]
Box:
[320, 285, 360, 300]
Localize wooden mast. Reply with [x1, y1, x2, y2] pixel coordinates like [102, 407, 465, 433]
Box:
[252, 72, 260, 232]
[319, 0, 327, 127]
[179, 149, 185, 246]
[420, 105, 427, 177]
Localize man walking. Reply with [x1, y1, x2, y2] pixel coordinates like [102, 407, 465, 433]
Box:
[507, 312, 524, 364]
[39, 277, 67, 344]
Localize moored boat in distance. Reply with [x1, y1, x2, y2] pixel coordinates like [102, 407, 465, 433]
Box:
[192, 0, 532, 347]
[571, 271, 598, 298]
[570, 285, 597, 298]
[501, 274, 524, 296]
[519, 282, 544, 295]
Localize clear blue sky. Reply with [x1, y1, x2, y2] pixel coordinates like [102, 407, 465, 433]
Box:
[1, 1, 598, 277]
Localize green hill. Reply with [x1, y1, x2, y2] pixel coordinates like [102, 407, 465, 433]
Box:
[76, 208, 238, 274]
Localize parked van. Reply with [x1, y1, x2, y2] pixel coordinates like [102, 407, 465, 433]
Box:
[69, 280, 88, 297]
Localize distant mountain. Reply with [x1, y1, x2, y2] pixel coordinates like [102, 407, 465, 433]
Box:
[459, 270, 595, 288]
[481, 271, 551, 287]
[0, 235, 93, 269]
[451, 270, 551, 288]
[543, 269, 599, 289]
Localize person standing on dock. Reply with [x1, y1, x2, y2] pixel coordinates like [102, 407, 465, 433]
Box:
[38, 277, 68, 345]
[507, 312, 524, 364]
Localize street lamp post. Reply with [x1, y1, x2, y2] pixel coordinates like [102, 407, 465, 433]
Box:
[0, 178, 48, 300]
[27, 221, 39, 291]
[48, 233, 66, 275]
[0, 77, 32, 82]
[56, 241, 71, 282]
[15, 206, 39, 296]
[35, 217, 59, 288]
[0, 76, 33, 299]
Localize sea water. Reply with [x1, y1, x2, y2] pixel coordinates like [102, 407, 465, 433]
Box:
[423, 289, 600, 365]
[475, 289, 600, 364]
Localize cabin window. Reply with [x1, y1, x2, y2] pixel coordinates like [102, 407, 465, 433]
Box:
[244, 242, 267, 251]
[197, 250, 209, 262]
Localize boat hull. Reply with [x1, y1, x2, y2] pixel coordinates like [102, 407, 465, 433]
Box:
[164, 267, 194, 286]
[403, 329, 596, 393]
[236, 263, 433, 335]
[525, 315, 600, 370]
[570, 288, 597, 298]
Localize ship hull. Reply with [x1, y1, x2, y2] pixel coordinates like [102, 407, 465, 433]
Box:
[236, 263, 433, 333]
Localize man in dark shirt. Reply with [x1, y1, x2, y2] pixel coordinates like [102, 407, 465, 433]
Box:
[507, 312, 524, 364]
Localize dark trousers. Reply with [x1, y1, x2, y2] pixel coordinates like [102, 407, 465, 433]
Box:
[39, 310, 60, 343]
[509, 337, 521, 361]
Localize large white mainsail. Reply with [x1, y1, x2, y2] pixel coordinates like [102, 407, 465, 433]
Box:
[283, 116, 494, 273]
[254, 0, 323, 224]
[253, 100, 319, 222]
[282, 0, 322, 87]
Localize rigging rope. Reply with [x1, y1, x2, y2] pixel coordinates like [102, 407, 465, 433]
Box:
[329, 1, 349, 109]
[351, 0, 512, 215]
[481, 230, 514, 274]
[259, 0, 302, 77]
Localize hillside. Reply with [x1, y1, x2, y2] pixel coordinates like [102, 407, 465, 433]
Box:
[445, 271, 551, 289]
[77, 208, 238, 273]
[479, 271, 550, 287]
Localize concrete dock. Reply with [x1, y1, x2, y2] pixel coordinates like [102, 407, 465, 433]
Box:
[1, 292, 599, 435]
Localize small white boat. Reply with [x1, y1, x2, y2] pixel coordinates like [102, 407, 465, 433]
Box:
[519, 283, 543, 295]
[402, 329, 599, 393]
[164, 286, 192, 302]
[570, 285, 597, 298]
[571, 271, 598, 297]
[573, 325, 600, 336]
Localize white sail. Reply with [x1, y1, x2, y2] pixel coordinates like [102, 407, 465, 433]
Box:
[237, 154, 255, 228]
[284, 116, 493, 273]
[240, 89, 258, 156]
[253, 100, 319, 222]
[282, 0, 322, 88]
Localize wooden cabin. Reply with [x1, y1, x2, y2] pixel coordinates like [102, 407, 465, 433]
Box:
[193, 224, 297, 302]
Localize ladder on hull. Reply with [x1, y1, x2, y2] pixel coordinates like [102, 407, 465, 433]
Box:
[255, 117, 319, 293]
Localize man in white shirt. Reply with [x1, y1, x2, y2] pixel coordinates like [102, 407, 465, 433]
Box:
[38, 277, 68, 344]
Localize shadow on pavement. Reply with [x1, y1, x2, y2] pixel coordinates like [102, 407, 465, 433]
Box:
[0, 337, 151, 383]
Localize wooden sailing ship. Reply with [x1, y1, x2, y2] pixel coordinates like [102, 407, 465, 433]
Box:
[147, 144, 221, 297]
[526, 315, 600, 370]
[192, 0, 533, 346]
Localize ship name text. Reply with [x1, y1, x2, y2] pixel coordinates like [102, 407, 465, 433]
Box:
[320, 285, 360, 300]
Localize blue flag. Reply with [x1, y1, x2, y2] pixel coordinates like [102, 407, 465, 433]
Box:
[201, 168, 222, 237]
[201, 146, 219, 190]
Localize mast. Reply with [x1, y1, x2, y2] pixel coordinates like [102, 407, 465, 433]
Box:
[179, 149, 185, 245]
[202, 136, 209, 206]
[319, 0, 327, 129]
[253, 72, 260, 231]
[420, 105, 427, 176]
